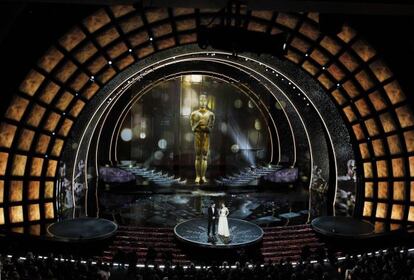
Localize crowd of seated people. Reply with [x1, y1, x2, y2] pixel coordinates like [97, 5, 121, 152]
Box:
[1, 247, 414, 280]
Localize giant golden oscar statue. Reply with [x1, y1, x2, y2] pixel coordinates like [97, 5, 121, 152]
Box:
[190, 95, 215, 184]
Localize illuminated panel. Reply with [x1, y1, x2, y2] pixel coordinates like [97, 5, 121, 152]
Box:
[369, 60, 392, 82]
[5, 96, 29, 121]
[87, 56, 107, 74]
[83, 9, 111, 33]
[0, 180, 3, 203]
[0, 208, 4, 225]
[69, 73, 89, 92]
[55, 92, 74, 111]
[12, 155, 27, 176]
[392, 158, 405, 178]
[96, 27, 120, 47]
[28, 204, 40, 221]
[82, 83, 100, 99]
[54, 60, 77, 83]
[37, 47, 64, 73]
[0, 123, 17, 148]
[44, 202, 54, 219]
[51, 139, 64, 157]
[377, 182, 388, 199]
[384, 80, 405, 105]
[387, 135, 401, 155]
[19, 70, 45, 96]
[9, 181, 23, 202]
[43, 112, 61, 132]
[404, 131, 414, 152]
[98, 68, 117, 83]
[26, 105, 46, 127]
[17, 129, 35, 151]
[359, 143, 369, 159]
[391, 204, 404, 220]
[320, 35, 341, 55]
[44, 181, 54, 199]
[0, 153, 8, 176]
[352, 39, 376, 62]
[9, 206, 23, 223]
[74, 42, 98, 63]
[376, 203, 388, 219]
[58, 119, 74, 137]
[30, 157, 44, 177]
[372, 139, 385, 157]
[365, 182, 373, 198]
[36, 134, 51, 154]
[28, 181, 40, 200]
[396, 106, 414, 128]
[46, 160, 58, 177]
[119, 15, 143, 33]
[107, 42, 128, 59]
[393, 182, 405, 201]
[363, 162, 373, 178]
[69, 100, 85, 117]
[58, 26, 86, 51]
[363, 201, 373, 217]
[409, 206, 414, 222]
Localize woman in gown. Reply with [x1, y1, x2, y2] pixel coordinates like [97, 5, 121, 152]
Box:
[218, 203, 230, 239]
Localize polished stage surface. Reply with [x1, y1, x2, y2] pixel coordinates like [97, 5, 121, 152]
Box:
[47, 217, 118, 242]
[174, 218, 263, 248]
[311, 216, 375, 238]
[98, 188, 309, 228]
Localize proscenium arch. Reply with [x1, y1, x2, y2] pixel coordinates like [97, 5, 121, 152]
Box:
[62, 45, 347, 221]
[0, 7, 412, 231]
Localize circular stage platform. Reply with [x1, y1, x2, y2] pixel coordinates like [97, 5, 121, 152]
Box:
[174, 218, 263, 248]
[47, 218, 118, 242]
[311, 216, 374, 238]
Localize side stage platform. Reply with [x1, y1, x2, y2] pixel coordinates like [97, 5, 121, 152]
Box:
[47, 218, 118, 242]
[311, 216, 375, 238]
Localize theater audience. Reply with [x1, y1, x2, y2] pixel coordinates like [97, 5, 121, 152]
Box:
[1, 247, 414, 280]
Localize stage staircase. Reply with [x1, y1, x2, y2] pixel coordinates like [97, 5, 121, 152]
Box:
[100, 224, 325, 264]
[215, 165, 280, 186]
[119, 165, 187, 187]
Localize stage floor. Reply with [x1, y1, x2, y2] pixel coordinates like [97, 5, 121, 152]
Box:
[98, 187, 309, 228]
[174, 218, 263, 248]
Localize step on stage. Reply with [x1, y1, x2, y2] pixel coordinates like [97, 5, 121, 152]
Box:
[174, 218, 263, 248]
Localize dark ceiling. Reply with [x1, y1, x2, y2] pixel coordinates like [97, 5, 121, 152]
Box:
[0, 2, 413, 113]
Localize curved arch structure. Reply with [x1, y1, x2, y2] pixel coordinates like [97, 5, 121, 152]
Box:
[0, 6, 412, 232]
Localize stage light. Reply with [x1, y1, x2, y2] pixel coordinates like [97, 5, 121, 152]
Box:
[220, 122, 228, 134]
[275, 100, 286, 110]
[128, 49, 132, 53]
[254, 119, 262, 130]
[231, 144, 239, 153]
[108, 61, 112, 65]
[190, 75, 202, 83]
[182, 107, 191, 116]
[120, 128, 133, 142]
[154, 150, 164, 160]
[248, 100, 254, 109]
[139, 132, 146, 139]
[158, 139, 167, 149]
[184, 132, 193, 142]
[234, 99, 243, 109]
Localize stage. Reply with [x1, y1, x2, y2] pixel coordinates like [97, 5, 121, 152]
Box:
[311, 216, 375, 238]
[47, 218, 118, 242]
[174, 218, 264, 248]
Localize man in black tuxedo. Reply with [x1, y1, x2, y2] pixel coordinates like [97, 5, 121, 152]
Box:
[207, 202, 218, 238]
